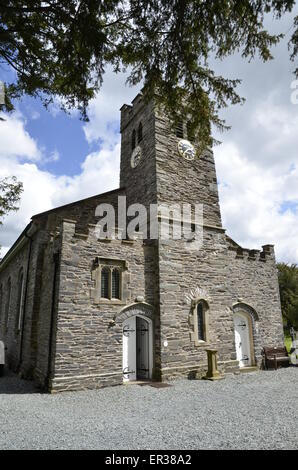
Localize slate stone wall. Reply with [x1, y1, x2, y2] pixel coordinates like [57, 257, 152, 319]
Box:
[156, 230, 283, 380]
[119, 95, 283, 380]
[0, 241, 30, 371]
[0, 228, 52, 379]
[49, 220, 158, 392]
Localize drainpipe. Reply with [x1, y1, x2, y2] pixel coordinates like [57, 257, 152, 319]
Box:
[46, 251, 59, 391]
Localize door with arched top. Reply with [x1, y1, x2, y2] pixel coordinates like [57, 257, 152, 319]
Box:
[233, 312, 252, 367]
[122, 315, 153, 382]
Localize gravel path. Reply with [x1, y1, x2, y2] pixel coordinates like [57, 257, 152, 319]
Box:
[0, 368, 297, 450]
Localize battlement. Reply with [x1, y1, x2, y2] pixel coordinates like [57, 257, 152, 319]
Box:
[120, 92, 145, 132]
[230, 244, 275, 262]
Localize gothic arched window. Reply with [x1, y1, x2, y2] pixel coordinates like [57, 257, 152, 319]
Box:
[92, 258, 126, 303]
[131, 129, 136, 151]
[112, 268, 121, 299]
[197, 302, 205, 341]
[137, 122, 143, 143]
[17, 269, 24, 332]
[190, 299, 209, 346]
[5, 278, 11, 330]
[101, 267, 110, 299]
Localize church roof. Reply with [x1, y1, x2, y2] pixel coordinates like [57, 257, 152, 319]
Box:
[31, 187, 125, 220]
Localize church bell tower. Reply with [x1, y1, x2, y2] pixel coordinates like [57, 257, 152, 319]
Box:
[120, 92, 223, 231]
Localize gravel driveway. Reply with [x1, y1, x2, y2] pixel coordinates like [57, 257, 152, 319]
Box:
[0, 368, 297, 450]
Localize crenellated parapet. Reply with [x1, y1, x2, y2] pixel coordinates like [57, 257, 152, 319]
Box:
[227, 237, 276, 263]
[120, 92, 144, 132]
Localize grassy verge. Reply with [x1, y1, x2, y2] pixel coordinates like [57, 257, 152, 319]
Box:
[284, 334, 292, 354]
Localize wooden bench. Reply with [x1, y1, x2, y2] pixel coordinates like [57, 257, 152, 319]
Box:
[262, 346, 290, 370]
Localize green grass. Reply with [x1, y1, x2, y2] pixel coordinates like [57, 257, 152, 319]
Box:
[284, 334, 292, 354]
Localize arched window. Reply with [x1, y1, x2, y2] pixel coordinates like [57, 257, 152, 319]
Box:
[175, 119, 184, 138]
[17, 270, 24, 332]
[101, 267, 110, 299]
[197, 302, 205, 341]
[92, 258, 125, 303]
[5, 278, 11, 330]
[112, 268, 121, 299]
[131, 129, 136, 151]
[137, 122, 143, 143]
[190, 299, 209, 345]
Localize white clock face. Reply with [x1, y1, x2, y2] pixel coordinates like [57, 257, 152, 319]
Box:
[130, 146, 142, 168]
[178, 139, 195, 161]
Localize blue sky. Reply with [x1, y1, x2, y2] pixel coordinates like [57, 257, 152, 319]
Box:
[0, 8, 298, 263]
[21, 96, 91, 176]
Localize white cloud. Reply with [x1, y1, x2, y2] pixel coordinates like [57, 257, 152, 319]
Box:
[0, 142, 120, 257]
[0, 69, 138, 258]
[83, 68, 140, 146]
[216, 142, 298, 263]
[0, 111, 41, 161]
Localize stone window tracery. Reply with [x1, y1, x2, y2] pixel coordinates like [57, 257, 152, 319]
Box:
[91, 258, 128, 304]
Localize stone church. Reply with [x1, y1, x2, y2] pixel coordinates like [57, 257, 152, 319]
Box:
[0, 93, 284, 392]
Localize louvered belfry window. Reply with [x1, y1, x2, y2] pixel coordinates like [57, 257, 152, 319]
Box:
[131, 129, 136, 150]
[137, 122, 143, 143]
[112, 269, 120, 299]
[187, 121, 195, 142]
[101, 267, 110, 299]
[176, 120, 184, 138]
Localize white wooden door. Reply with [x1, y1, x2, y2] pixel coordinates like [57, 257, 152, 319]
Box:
[234, 313, 251, 367]
[123, 316, 137, 382]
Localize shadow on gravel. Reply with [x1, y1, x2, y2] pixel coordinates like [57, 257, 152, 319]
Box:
[0, 368, 40, 395]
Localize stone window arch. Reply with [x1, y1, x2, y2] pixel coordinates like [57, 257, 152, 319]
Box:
[190, 299, 209, 346]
